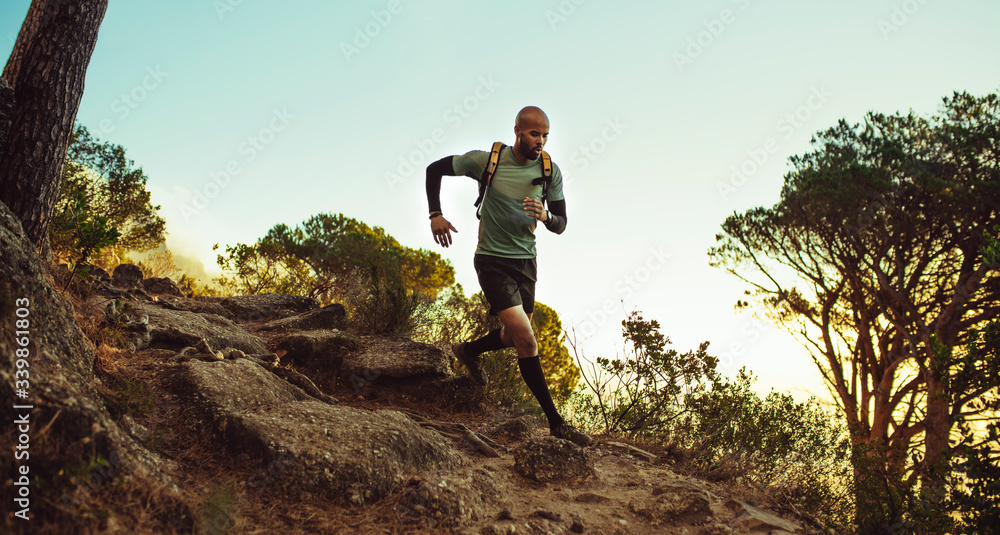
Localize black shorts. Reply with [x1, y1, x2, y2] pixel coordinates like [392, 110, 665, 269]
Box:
[474, 254, 537, 316]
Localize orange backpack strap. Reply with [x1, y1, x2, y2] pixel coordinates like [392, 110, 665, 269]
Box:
[474, 141, 505, 218]
[530, 150, 553, 207]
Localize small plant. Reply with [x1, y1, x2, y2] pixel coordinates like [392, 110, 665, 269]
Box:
[343, 259, 430, 336]
[58, 190, 121, 291]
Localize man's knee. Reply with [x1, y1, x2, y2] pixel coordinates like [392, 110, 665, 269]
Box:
[510, 328, 537, 356]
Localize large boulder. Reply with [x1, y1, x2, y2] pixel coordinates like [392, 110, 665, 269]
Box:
[167, 358, 464, 503]
[142, 277, 183, 297]
[0, 203, 178, 495]
[211, 294, 320, 322]
[274, 329, 361, 371]
[120, 301, 268, 354]
[168, 358, 314, 423]
[343, 336, 452, 379]
[111, 263, 144, 290]
[233, 402, 463, 504]
[157, 296, 232, 319]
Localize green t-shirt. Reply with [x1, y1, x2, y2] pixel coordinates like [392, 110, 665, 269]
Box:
[453, 146, 565, 259]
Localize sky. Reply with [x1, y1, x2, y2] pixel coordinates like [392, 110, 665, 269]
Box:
[2, 0, 998, 402]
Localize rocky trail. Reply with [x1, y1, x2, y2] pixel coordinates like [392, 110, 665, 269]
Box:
[0, 202, 819, 534]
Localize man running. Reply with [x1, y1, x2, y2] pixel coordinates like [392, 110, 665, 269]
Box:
[424, 106, 591, 446]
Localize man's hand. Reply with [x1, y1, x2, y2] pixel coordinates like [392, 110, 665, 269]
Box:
[431, 216, 458, 247]
[523, 197, 548, 222]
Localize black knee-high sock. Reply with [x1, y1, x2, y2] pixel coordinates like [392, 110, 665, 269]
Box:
[467, 328, 507, 357]
[518, 356, 564, 429]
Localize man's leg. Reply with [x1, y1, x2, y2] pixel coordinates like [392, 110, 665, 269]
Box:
[496, 305, 564, 429]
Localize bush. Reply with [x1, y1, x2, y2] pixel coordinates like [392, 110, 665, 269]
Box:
[341, 260, 432, 336]
[51, 124, 165, 266]
[567, 310, 853, 531]
[568, 311, 719, 437]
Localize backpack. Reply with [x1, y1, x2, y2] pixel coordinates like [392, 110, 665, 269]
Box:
[473, 141, 553, 219]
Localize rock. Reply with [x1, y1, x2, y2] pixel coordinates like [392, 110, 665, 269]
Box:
[513, 436, 594, 484]
[168, 358, 314, 423]
[531, 509, 561, 522]
[256, 304, 347, 332]
[0, 202, 178, 493]
[570, 518, 585, 533]
[491, 415, 540, 442]
[234, 402, 464, 503]
[159, 296, 233, 319]
[210, 293, 320, 322]
[575, 492, 612, 504]
[274, 329, 361, 371]
[629, 483, 713, 527]
[725, 500, 802, 533]
[142, 277, 183, 296]
[342, 335, 452, 379]
[122, 301, 268, 355]
[90, 265, 112, 283]
[111, 263, 144, 289]
[169, 358, 462, 503]
[400, 469, 507, 528]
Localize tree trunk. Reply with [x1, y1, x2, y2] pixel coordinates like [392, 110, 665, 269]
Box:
[0, 0, 108, 247]
[921, 369, 951, 502]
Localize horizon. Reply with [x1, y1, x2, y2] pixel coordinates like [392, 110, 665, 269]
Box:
[3, 0, 998, 402]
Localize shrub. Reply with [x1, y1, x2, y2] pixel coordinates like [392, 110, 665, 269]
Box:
[567, 310, 853, 531]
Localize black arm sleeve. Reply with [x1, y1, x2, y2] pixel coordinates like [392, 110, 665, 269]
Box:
[543, 199, 567, 234]
[425, 156, 456, 214]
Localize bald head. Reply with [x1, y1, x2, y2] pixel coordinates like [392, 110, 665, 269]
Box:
[512, 106, 550, 163]
[515, 106, 549, 129]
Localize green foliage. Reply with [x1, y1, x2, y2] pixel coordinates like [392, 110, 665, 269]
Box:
[215, 213, 455, 303]
[951, 423, 1000, 533]
[948, 320, 1000, 532]
[985, 224, 1000, 269]
[57, 189, 121, 289]
[412, 286, 578, 410]
[572, 311, 718, 437]
[51, 124, 165, 265]
[708, 90, 1000, 527]
[214, 241, 312, 296]
[567, 311, 853, 531]
[688, 369, 853, 529]
[343, 259, 430, 336]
